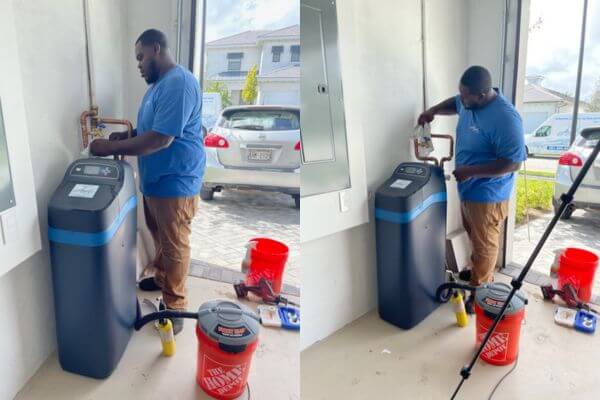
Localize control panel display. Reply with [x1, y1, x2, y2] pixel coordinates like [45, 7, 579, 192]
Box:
[396, 165, 426, 176]
[71, 163, 118, 179]
[390, 179, 412, 189]
[84, 165, 101, 175]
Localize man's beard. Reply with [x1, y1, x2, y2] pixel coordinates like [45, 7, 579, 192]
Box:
[145, 60, 160, 84]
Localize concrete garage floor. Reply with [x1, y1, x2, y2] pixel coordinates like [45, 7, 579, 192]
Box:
[302, 275, 599, 400]
[15, 276, 300, 400]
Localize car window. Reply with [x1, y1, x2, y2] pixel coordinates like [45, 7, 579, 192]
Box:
[578, 137, 599, 148]
[220, 110, 300, 131]
[535, 125, 551, 137]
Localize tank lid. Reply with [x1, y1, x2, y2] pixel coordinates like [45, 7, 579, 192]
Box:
[475, 282, 527, 316]
[197, 300, 260, 347]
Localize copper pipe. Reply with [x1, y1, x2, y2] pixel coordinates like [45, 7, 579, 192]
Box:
[413, 138, 439, 166]
[97, 117, 134, 161]
[97, 118, 133, 139]
[413, 133, 455, 170]
[80, 110, 133, 161]
[431, 134, 454, 170]
[80, 109, 97, 149]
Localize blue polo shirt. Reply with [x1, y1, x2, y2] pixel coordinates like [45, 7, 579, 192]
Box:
[455, 89, 526, 202]
[137, 65, 205, 197]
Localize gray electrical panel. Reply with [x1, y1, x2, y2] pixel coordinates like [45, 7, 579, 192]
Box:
[0, 99, 16, 213]
[301, 0, 351, 197]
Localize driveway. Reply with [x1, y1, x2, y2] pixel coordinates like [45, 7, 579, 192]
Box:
[512, 208, 600, 297]
[190, 189, 300, 288]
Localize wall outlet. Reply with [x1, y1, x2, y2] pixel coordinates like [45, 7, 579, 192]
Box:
[339, 190, 351, 213]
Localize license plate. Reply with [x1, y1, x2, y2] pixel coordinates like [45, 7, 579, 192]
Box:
[248, 149, 272, 162]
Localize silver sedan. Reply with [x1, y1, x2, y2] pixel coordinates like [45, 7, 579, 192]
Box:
[201, 105, 301, 208]
[553, 134, 600, 219]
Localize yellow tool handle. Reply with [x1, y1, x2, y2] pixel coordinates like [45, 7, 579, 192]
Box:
[451, 292, 469, 328]
[156, 319, 176, 357]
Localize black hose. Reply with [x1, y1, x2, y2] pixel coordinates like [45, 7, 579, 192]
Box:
[134, 310, 198, 330]
[436, 282, 477, 303]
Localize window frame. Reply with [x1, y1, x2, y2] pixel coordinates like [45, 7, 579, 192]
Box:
[290, 45, 300, 62]
[272, 45, 284, 63]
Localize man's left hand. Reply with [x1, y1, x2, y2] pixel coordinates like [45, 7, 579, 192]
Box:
[89, 139, 115, 157]
[453, 166, 473, 182]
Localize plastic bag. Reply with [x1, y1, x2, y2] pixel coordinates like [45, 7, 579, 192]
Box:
[413, 124, 434, 157]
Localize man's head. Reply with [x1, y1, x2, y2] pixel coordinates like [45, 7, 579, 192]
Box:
[135, 29, 170, 84]
[459, 66, 494, 109]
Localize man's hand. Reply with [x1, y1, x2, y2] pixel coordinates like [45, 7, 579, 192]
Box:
[89, 139, 115, 157]
[109, 131, 128, 141]
[417, 109, 435, 126]
[453, 166, 473, 182]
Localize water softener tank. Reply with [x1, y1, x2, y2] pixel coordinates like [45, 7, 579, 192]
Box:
[375, 162, 446, 329]
[48, 158, 137, 378]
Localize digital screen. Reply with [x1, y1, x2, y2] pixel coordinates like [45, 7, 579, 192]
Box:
[405, 166, 423, 175]
[84, 165, 101, 175]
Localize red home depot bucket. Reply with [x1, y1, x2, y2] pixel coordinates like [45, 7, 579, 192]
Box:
[196, 300, 260, 400]
[474, 283, 527, 366]
[245, 238, 289, 294]
[558, 248, 599, 303]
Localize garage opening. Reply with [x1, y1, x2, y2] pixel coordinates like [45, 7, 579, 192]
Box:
[189, 0, 300, 295]
[507, 0, 600, 303]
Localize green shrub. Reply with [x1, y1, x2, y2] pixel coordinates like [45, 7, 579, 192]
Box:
[515, 177, 554, 224]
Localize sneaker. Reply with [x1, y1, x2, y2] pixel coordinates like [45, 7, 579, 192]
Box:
[458, 269, 472, 282]
[464, 294, 475, 315]
[139, 276, 161, 291]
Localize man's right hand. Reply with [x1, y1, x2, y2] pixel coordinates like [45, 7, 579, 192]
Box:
[109, 131, 128, 141]
[417, 109, 435, 126]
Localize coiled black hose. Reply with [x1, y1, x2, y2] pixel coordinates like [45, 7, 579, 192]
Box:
[435, 282, 477, 303]
[134, 310, 198, 330]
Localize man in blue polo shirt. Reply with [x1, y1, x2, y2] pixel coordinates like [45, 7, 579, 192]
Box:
[418, 66, 526, 312]
[90, 29, 205, 333]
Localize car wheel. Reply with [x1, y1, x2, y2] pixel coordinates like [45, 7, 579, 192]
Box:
[292, 194, 300, 209]
[200, 186, 215, 201]
[526, 146, 532, 157]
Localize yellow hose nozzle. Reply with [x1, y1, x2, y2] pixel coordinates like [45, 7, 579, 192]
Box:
[451, 291, 469, 328]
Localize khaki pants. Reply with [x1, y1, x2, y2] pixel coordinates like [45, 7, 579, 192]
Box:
[461, 201, 508, 286]
[143, 196, 199, 310]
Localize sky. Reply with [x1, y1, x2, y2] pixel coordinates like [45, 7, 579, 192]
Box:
[204, 0, 597, 100]
[526, 0, 600, 100]
[205, 0, 299, 42]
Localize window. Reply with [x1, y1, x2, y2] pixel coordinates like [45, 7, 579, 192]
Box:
[291, 45, 300, 62]
[227, 52, 243, 71]
[220, 110, 300, 131]
[534, 125, 551, 137]
[272, 46, 284, 62]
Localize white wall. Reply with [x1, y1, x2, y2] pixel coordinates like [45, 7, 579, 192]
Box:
[302, 0, 426, 349]
[301, 0, 478, 350]
[0, 0, 42, 279]
[259, 39, 300, 74]
[423, 0, 469, 234]
[123, 0, 178, 123]
[0, 0, 130, 398]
